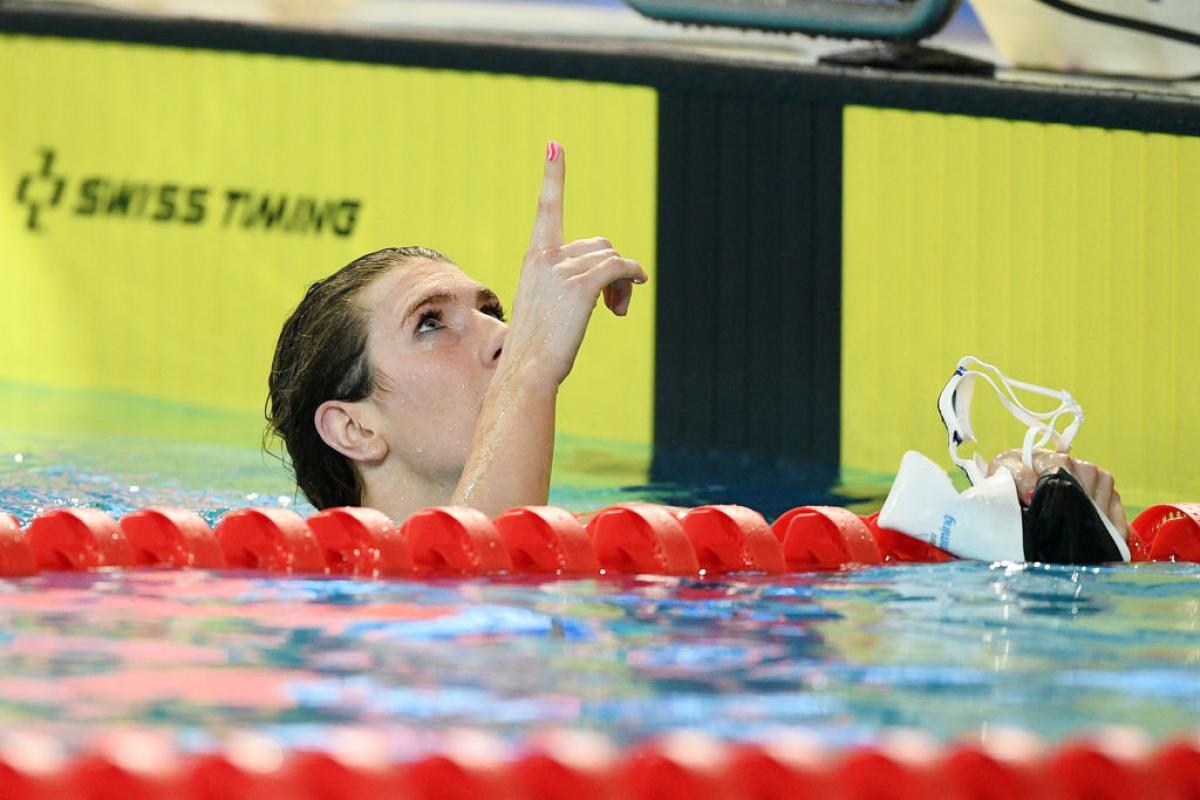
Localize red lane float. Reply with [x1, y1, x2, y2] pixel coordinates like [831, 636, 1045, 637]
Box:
[399, 755, 504, 800]
[937, 744, 1041, 800]
[509, 751, 610, 800]
[862, 512, 957, 564]
[214, 508, 325, 574]
[66, 753, 178, 800]
[0, 734, 69, 800]
[401, 507, 512, 575]
[507, 731, 615, 800]
[307, 506, 413, 578]
[397, 732, 509, 800]
[832, 748, 936, 800]
[54, 731, 182, 800]
[26, 508, 134, 571]
[1152, 741, 1200, 798]
[618, 732, 733, 800]
[0, 767, 62, 800]
[1043, 744, 1142, 800]
[493, 506, 599, 575]
[678, 505, 786, 574]
[727, 738, 827, 799]
[0, 513, 36, 577]
[771, 506, 882, 570]
[1127, 525, 1153, 563]
[1131, 504, 1200, 563]
[181, 753, 291, 800]
[287, 751, 403, 799]
[586, 503, 700, 576]
[119, 508, 225, 569]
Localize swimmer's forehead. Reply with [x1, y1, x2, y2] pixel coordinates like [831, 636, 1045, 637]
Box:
[362, 258, 495, 320]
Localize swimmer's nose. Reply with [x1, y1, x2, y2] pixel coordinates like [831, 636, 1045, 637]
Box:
[480, 316, 506, 368]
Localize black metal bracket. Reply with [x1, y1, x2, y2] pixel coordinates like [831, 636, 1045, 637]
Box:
[819, 41, 995, 77]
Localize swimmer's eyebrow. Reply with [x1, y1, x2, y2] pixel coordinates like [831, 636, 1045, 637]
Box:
[477, 288, 500, 307]
[399, 287, 499, 327]
[401, 291, 456, 327]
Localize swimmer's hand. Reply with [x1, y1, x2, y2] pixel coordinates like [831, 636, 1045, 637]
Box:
[987, 449, 1129, 541]
[451, 142, 646, 516]
[505, 141, 649, 387]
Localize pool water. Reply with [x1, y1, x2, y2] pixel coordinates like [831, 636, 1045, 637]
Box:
[2, 564, 1198, 751]
[1, 385, 1198, 751]
[0, 381, 866, 527]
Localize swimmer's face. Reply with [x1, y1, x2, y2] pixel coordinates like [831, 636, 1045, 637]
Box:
[360, 259, 507, 480]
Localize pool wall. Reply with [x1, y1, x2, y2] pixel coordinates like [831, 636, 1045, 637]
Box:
[0, 23, 658, 448]
[2, 8, 1199, 506]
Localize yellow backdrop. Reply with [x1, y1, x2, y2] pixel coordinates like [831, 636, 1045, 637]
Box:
[843, 106, 1200, 506]
[0, 36, 657, 446]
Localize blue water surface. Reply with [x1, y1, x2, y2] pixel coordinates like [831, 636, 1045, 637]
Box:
[1, 564, 1198, 752]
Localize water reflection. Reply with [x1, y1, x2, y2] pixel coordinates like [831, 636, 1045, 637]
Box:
[0, 563, 1197, 749]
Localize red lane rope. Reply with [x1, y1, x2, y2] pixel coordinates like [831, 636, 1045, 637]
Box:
[0, 728, 1196, 799]
[0, 500, 1197, 578]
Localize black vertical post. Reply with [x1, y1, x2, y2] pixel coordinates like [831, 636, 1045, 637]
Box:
[652, 91, 843, 505]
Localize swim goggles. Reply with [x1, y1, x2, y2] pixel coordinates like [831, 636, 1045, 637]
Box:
[937, 356, 1083, 486]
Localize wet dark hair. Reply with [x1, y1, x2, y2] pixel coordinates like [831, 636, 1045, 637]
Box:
[266, 246, 451, 509]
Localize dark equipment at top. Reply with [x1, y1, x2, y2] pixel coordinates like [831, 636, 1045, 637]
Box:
[623, 0, 963, 42]
[623, 0, 994, 76]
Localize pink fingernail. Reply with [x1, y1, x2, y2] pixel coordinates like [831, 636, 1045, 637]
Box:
[546, 141, 560, 162]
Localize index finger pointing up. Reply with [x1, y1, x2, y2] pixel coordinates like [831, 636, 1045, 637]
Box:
[528, 141, 565, 251]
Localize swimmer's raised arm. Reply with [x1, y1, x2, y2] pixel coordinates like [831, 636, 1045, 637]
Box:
[451, 143, 648, 516]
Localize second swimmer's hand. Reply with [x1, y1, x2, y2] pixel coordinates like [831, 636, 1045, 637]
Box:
[988, 449, 1129, 541]
[501, 142, 648, 387]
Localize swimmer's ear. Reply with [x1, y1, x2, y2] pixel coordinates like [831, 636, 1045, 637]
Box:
[314, 400, 389, 464]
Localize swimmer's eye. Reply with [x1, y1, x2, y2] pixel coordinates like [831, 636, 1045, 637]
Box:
[481, 301, 506, 323]
[415, 309, 443, 334]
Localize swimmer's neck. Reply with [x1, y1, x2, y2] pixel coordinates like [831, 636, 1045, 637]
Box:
[359, 459, 459, 524]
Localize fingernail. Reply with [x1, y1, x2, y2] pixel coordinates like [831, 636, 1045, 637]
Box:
[633, 274, 647, 285]
[546, 141, 560, 162]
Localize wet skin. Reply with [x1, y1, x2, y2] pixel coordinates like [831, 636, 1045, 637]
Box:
[313, 143, 648, 521]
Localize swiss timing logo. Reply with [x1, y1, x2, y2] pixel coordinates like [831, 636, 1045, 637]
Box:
[14, 148, 67, 232]
[11, 147, 362, 238]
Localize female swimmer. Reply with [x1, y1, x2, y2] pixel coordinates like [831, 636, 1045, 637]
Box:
[267, 143, 646, 522]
